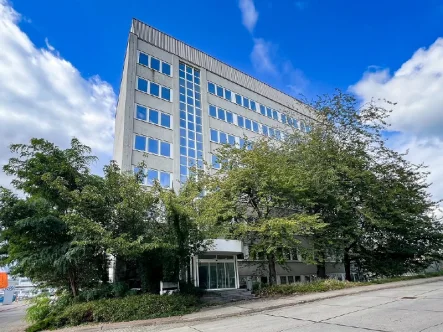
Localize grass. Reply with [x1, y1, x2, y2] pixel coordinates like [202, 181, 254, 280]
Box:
[254, 270, 443, 297]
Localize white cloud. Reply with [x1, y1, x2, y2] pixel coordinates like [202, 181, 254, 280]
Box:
[351, 37, 443, 204]
[239, 0, 259, 33]
[250, 38, 278, 74]
[0, 0, 116, 190]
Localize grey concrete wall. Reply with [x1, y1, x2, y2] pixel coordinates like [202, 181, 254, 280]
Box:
[238, 261, 344, 277]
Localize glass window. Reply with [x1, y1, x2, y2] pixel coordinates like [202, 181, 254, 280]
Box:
[212, 155, 220, 169]
[188, 149, 196, 158]
[245, 119, 252, 130]
[216, 86, 224, 97]
[137, 78, 148, 92]
[196, 116, 202, 125]
[281, 114, 287, 124]
[179, 70, 185, 79]
[180, 146, 186, 156]
[150, 57, 160, 71]
[186, 66, 192, 74]
[292, 119, 299, 129]
[197, 142, 203, 151]
[147, 169, 158, 186]
[136, 105, 147, 121]
[133, 167, 146, 184]
[180, 94, 186, 103]
[180, 119, 186, 128]
[269, 128, 275, 137]
[150, 82, 159, 97]
[134, 135, 146, 151]
[194, 70, 200, 78]
[149, 109, 159, 124]
[276, 130, 282, 140]
[228, 135, 236, 145]
[226, 112, 233, 124]
[235, 94, 242, 105]
[287, 117, 293, 127]
[218, 108, 226, 121]
[280, 276, 287, 285]
[252, 121, 259, 132]
[195, 92, 201, 101]
[160, 142, 171, 157]
[161, 113, 171, 128]
[288, 276, 294, 284]
[186, 73, 193, 82]
[148, 138, 159, 154]
[219, 132, 227, 144]
[209, 105, 217, 117]
[162, 62, 171, 76]
[250, 101, 256, 111]
[210, 129, 218, 142]
[225, 89, 232, 101]
[266, 107, 272, 118]
[239, 138, 245, 148]
[243, 97, 249, 108]
[194, 77, 200, 85]
[237, 116, 244, 127]
[262, 125, 268, 136]
[260, 105, 266, 116]
[187, 96, 193, 105]
[295, 276, 301, 282]
[188, 140, 195, 149]
[161, 87, 171, 101]
[139, 53, 149, 66]
[179, 63, 185, 71]
[272, 110, 278, 120]
[300, 121, 306, 132]
[160, 172, 171, 188]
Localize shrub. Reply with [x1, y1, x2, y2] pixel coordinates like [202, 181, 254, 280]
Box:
[26, 293, 200, 332]
[26, 295, 51, 323]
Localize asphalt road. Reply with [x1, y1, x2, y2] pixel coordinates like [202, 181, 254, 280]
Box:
[117, 280, 443, 332]
[0, 303, 28, 332]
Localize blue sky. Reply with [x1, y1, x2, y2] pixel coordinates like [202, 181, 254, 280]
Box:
[11, 0, 443, 98]
[0, 0, 443, 211]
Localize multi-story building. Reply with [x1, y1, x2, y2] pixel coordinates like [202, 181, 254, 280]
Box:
[114, 19, 344, 290]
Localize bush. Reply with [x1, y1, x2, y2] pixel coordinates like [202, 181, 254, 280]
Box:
[26, 293, 200, 331]
[254, 279, 362, 297]
[179, 281, 206, 297]
[26, 295, 51, 323]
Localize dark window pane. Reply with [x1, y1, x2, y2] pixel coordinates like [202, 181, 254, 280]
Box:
[150, 83, 159, 97]
[260, 105, 266, 115]
[237, 116, 244, 127]
[281, 114, 287, 124]
[252, 121, 259, 132]
[136, 105, 147, 121]
[137, 78, 148, 92]
[149, 109, 159, 124]
[150, 57, 160, 71]
[210, 129, 218, 142]
[162, 62, 171, 76]
[148, 138, 159, 154]
[280, 276, 287, 285]
[160, 113, 171, 128]
[139, 53, 149, 66]
[208, 82, 216, 94]
[134, 135, 146, 151]
[235, 94, 242, 105]
[288, 276, 294, 284]
[267, 108, 272, 118]
[216, 86, 224, 97]
[245, 119, 252, 130]
[179, 63, 185, 71]
[161, 87, 171, 101]
[209, 105, 217, 117]
[226, 112, 233, 124]
[250, 101, 256, 111]
[218, 108, 226, 121]
[272, 110, 278, 120]
[225, 89, 232, 101]
[243, 97, 249, 108]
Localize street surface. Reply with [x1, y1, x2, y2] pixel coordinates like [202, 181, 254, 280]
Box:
[0, 303, 28, 332]
[116, 280, 443, 332]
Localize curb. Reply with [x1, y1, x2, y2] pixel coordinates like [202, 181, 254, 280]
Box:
[54, 276, 443, 331]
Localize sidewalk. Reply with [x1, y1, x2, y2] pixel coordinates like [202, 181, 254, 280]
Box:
[55, 276, 443, 332]
[0, 301, 28, 312]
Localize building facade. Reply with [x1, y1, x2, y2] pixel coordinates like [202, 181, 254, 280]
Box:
[114, 19, 344, 290]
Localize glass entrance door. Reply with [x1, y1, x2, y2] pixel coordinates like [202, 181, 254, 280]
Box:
[198, 261, 236, 289]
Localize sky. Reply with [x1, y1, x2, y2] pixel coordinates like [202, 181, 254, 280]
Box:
[0, 0, 442, 211]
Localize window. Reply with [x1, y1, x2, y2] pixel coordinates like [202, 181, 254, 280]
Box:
[288, 276, 294, 284]
[150, 82, 159, 97]
[134, 135, 146, 151]
[210, 129, 218, 142]
[281, 114, 287, 124]
[235, 94, 242, 105]
[219, 132, 227, 144]
[150, 57, 160, 71]
[266, 107, 272, 118]
[208, 82, 216, 94]
[149, 109, 159, 124]
[250, 101, 256, 111]
[280, 276, 287, 285]
[269, 128, 275, 137]
[225, 89, 232, 101]
[262, 125, 268, 136]
[161, 87, 171, 101]
[237, 116, 244, 127]
[275, 130, 282, 140]
[243, 97, 249, 109]
[160, 113, 171, 128]
[160, 142, 171, 157]
[136, 105, 147, 121]
[300, 121, 306, 132]
[245, 118, 252, 130]
[162, 63, 171, 76]
[272, 110, 279, 120]
[252, 121, 259, 133]
[212, 155, 220, 169]
[148, 138, 159, 154]
[216, 86, 224, 97]
[137, 78, 148, 92]
[139, 53, 149, 66]
[218, 108, 226, 121]
[226, 111, 233, 124]
[228, 135, 236, 145]
[160, 172, 171, 188]
[209, 105, 217, 117]
[239, 138, 245, 148]
[260, 105, 266, 116]
[147, 169, 158, 186]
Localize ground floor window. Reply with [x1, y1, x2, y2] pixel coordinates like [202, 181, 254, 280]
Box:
[198, 260, 236, 289]
[279, 275, 301, 284]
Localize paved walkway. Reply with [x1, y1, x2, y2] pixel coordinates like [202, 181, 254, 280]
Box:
[56, 276, 443, 332]
[0, 302, 28, 332]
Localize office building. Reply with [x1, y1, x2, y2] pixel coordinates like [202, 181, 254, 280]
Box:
[114, 19, 345, 290]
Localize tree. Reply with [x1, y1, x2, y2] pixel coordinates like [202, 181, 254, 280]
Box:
[197, 139, 324, 285]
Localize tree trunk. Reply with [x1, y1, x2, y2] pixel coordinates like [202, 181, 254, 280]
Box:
[68, 270, 78, 297]
[344, 249, 352, 281]
[268, 254, 277, 285]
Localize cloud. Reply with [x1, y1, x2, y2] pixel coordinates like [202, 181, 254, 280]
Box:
[351, 37, 443, 204]
[0, 0, 116, 190]
[238, 0, 259, 33]
[250, 38, 278, 74]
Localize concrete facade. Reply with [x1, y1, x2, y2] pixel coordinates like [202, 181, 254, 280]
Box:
[114, 19, 344, 288]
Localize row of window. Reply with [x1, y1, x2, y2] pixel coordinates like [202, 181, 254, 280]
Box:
[134, 134, 172, 158]
[209, 128, 245, 147]
[137, 77, 172, 102]
[133, 166, 172, 188]
[138, 52, 172, 76]
[209, 105, 284, 140]
[135, 105, 172, 129]
[208, 81, 310, 132]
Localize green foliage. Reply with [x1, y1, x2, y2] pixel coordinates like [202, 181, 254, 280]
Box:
[26, 293, 200, 331]
[26, 295, 52, 323]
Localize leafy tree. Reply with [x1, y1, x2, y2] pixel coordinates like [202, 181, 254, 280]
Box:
[197, 139, 325, 285]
